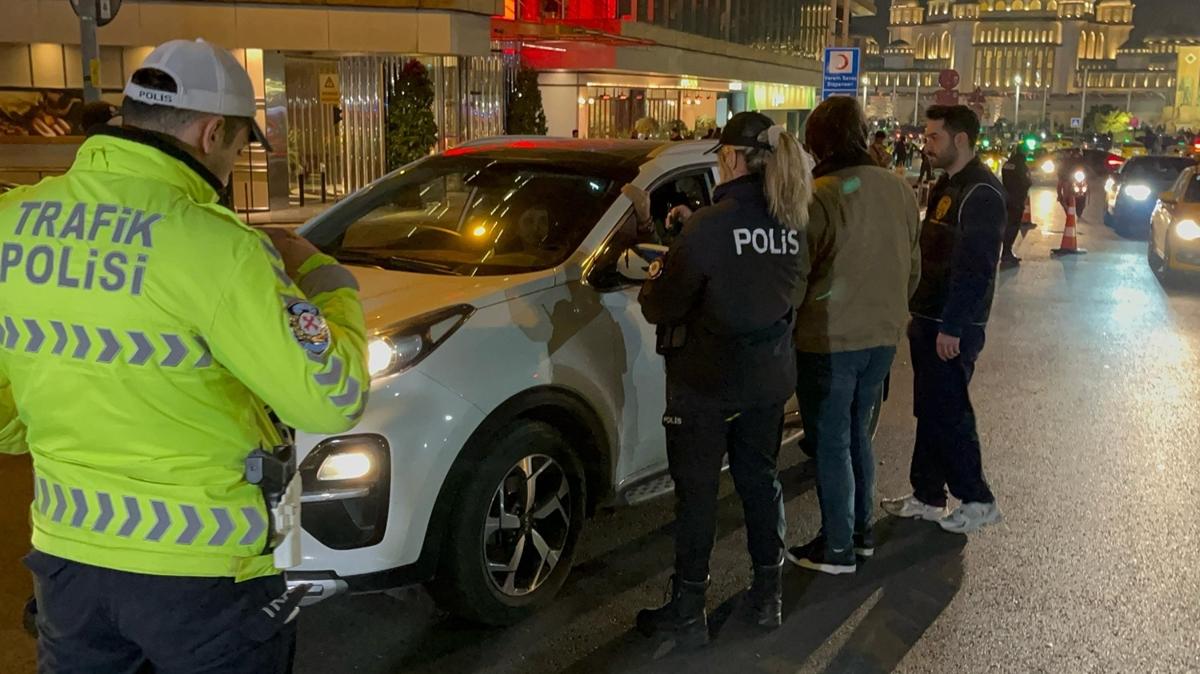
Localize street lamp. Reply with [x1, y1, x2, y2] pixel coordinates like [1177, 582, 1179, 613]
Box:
[1014, 75, 1023, 132]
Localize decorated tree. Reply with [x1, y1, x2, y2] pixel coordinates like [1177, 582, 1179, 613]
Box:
[506, 67, 548, 135]
[386, 59, 438, 170]
[1084, 104, 1131, 134]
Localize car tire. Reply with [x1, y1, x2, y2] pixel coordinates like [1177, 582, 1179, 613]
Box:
[799, 386, 886, 459]
[1150, 238, 1181, 287]
[429, 420, 586, 626]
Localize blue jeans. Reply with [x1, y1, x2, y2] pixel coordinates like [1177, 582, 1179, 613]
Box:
[796, 347, 897, 556]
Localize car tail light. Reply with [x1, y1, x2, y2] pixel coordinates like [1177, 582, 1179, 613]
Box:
[1106, 155, 1124, 167]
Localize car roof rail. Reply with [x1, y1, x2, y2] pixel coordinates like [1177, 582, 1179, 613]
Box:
[455, 135, 572, 148]
[649, 139, 715, 159]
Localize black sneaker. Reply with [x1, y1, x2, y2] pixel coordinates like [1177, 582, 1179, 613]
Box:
[854, 530, 875, 558]
[786, 537, 856, 575]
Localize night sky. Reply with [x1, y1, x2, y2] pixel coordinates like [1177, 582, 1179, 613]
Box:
[853, 0, 1200, 43]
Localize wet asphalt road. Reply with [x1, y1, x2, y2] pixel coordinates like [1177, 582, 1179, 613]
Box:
[1, 187, 1198, 673]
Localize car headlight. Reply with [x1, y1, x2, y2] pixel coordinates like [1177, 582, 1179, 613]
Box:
[1124, 184, 1153, 201]
[366, 304, 474, 379]
[1175, 219, 1200, 241]
[1041, 159, 1056, 174]
[316, 451, 374, 481]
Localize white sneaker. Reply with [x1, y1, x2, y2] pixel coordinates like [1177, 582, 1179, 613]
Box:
[938, 501, 1003, 534]
[880, 494, 948, 522]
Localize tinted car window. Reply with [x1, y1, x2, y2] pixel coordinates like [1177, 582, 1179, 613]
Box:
[307, 157, 624, 276]
[1119, 157, 1196, 183]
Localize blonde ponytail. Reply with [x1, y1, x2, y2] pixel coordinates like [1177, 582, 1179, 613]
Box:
[746, 127, 814, 231]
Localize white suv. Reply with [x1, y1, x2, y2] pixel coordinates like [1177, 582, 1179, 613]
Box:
[288, 139, 880, 625]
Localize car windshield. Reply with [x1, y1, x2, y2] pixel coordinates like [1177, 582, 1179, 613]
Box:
[1185, 174, 1200, 203]
[306, 156, 625, 276]
[1120, 158, 1195, 183]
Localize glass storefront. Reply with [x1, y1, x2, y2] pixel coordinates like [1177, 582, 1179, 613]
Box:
[580, 86, 723, 139]
[285, 53, 505, 201]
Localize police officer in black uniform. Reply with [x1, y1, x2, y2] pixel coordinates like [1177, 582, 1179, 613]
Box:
[634, 112, 812, 648]
[882, 105, 1005, 534]
[1000, 144, 1032, 265]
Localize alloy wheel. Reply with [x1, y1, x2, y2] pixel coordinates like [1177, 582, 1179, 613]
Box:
[482, 454, 572, 597]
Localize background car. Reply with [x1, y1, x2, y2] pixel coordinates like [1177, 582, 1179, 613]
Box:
[286, 139, 885, 625]
[1149, 165, 1200, 281]
[1119, 142, 1149, 159]
[1104, 156, 1197, 237]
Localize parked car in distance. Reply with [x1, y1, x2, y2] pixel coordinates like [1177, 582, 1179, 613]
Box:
[1105, 156, 1197, 237]
[1149, 165, 1200, 281]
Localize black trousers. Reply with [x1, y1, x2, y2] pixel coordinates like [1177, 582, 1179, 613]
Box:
[1003, 200, 1024, 255]
[907, 318, 995, 507]
[25, 551, 298, 674]
[665, 402, 787, 582]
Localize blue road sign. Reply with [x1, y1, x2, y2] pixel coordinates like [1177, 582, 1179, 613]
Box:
[822, 48, 861, 99]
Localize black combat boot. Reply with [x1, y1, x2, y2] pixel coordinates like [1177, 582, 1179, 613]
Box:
[747, 562, 783, 629]
[635, 576, 709, 649]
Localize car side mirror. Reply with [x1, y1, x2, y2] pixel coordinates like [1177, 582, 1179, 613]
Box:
[615, 244, 668, 283]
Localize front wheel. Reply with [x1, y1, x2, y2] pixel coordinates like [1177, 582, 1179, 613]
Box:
[429, 421, 586, 626]
[1150, 238, 1181, 287]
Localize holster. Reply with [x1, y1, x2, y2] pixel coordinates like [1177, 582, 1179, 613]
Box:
[244, 444, 302, 568]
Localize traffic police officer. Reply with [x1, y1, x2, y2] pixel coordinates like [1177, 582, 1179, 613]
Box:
[0, 40, 368, 672]
[635, 112, 812, 648]
[1000, 144, 1032, 265]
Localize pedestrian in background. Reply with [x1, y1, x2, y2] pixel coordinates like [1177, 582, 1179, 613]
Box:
[0, 40, 369, 672]
[870, 131, 891, 168]
[636, 112, 812, 647]
[1001, 144, 1032, 266]
[882, 105, 1004, 534]
[918, 143, 935, 183]
[893, 135, 911, 171]
[786, 97, 921, 575]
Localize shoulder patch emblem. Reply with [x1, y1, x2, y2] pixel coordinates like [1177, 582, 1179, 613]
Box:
[647, 258, 664, 280]
[287, 301, 330, 355]
[934, 195, 953, 220]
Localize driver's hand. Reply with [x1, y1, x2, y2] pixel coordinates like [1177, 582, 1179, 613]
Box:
[263, 227, 321, 278]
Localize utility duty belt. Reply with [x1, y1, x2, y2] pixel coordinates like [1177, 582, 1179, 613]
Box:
[658, 309, 794, 355]
[245, 437, 301, 570]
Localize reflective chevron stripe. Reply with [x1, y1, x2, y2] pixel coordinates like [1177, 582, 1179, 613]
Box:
[1, 317, 212, 368]
[34, 474, 267, 548]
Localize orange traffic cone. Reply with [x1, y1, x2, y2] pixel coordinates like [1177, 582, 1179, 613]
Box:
[1020, 196, 1036, 233]
[1051, 192, 1087, 256]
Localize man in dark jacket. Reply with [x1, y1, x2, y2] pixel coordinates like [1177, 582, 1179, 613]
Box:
[1001, 145, 1032, 265]
[635, 112, 810, 648]
[882, 105, 1004, 534]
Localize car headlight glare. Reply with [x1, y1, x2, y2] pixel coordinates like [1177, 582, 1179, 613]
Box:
[316, 451, 374, 481]
[366, 305, 473, 379]
[1124, 184, 1152, 201]
[1041, 159, 1056, 174]
[1175, 219, 1200, 241]
[367, 334, 423, 377]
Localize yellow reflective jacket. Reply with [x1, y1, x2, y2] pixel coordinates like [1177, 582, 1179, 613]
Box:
[0, 129, 368, 581]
